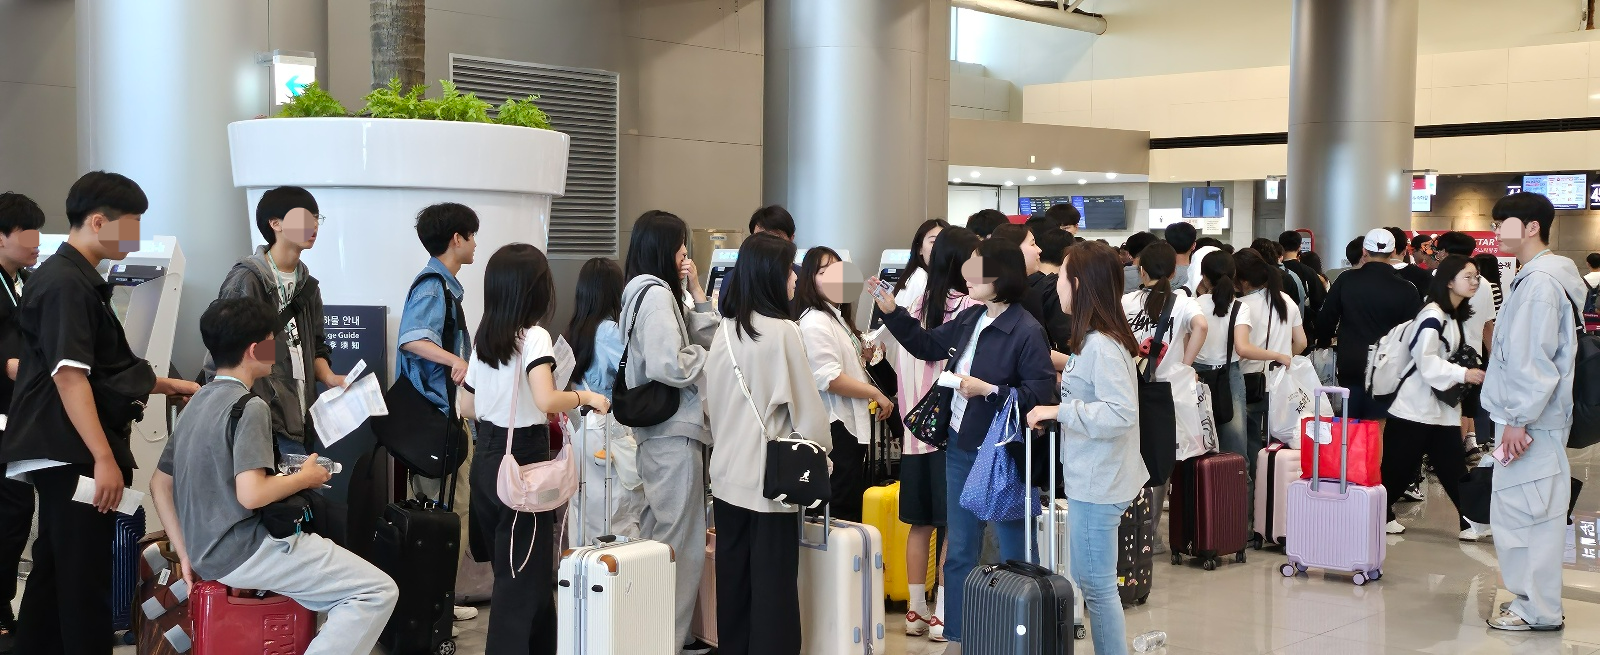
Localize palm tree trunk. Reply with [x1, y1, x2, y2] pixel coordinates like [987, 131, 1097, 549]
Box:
[371, 0, 425, 90]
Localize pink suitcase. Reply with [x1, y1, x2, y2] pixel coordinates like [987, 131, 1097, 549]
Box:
[1252, 443, 1301, 549]
[1280, 387, 1386, 586]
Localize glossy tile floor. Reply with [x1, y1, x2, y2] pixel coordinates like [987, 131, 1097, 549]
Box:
[96, 447, 1600, 654]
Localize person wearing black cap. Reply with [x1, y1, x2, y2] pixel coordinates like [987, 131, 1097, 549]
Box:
[1315, 228, 1423, 422]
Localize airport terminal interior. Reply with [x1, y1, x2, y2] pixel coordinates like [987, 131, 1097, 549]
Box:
[9, 0, 1600, 654]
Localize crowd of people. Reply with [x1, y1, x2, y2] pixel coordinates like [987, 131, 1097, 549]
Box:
[0, 170, 1587, 655]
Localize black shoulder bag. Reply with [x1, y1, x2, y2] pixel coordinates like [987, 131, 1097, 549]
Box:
[613, 284, 684, 427]
[374, 273, 470, 479]
[234, 393, 327, 539]
[902, 307, 982, 451]
[1195, 301, 1240, 424]
[1138, 294, 1178, 487]
[1436, 318, 1482, 409]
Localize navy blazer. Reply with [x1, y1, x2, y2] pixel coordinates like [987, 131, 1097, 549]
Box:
[883, 302, 1058, 451]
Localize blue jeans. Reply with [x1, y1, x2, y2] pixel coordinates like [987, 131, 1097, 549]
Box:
[944, 439, 1031, 643]
[1070, 497, 1131, 655]
[1202, 363, 1249, 470]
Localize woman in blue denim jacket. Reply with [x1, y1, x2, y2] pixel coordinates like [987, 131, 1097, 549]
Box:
[1027, 240, 1146, 655]
[870, 238, 1056, 646]
[563, 258, 646, 541]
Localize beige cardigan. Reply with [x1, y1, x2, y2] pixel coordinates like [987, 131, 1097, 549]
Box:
[704, 314, 833, 514]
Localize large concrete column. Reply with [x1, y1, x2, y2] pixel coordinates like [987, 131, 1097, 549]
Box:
[1285, 0, 1418, 263]
[77, 0, 326, 374]
[766, 0, 930, 263]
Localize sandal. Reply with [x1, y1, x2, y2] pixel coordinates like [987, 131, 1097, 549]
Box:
[904, 610, 929, 636]
[927, 615, 947, 642]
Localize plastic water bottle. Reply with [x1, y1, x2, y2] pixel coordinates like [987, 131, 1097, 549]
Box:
[279, 453, 342, 475]
[1133, 630, 1167, 652]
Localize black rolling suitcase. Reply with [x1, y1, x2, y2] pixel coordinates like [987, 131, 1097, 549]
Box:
[374, 388, 462, 655]
[1117, 487, 1155, 607]
[960, 422, 1075, 654]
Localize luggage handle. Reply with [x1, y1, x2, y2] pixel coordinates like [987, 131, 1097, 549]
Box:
[1029, 419, 1062, 571]
[1309, 386, 1353, 494]
[798, 504, 833, 550]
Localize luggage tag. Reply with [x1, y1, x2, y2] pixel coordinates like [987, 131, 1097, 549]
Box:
[1308, 421, 1334, 445]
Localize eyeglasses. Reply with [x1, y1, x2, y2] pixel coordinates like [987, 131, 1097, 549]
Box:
[312, 214, 328, 225]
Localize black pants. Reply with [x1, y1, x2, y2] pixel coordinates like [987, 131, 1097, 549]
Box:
[713, 499, 801, 655]
[17, 464, 116, 655]
[0, 475, 34, 614]
[828, 421, 867, 523]
[1381, 415, 1468, 528]
[471, 424, 556, 655]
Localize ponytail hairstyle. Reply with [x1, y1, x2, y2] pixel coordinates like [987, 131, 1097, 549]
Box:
[1234, 248, 1287, 322]
[1136, 242, 1177, 321]
[1200, 250, 1238, 317]
[921, 226, 981, 329]
[1061, 241, 1140, 357]
[894, 219, 950, 294]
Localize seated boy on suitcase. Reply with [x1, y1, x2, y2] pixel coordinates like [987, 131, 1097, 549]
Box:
[150, 298, 399, 655]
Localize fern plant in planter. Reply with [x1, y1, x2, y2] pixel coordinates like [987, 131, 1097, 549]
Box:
[423, 81, 493, 123]
[279, 77, 554, 131]
[276, 82, 349, 117]
[361, 79, 429, 119]
[495, 96, 552, 130]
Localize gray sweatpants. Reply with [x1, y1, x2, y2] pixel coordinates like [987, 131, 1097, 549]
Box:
[1491, 444, 1571, 627]
[637, 436, 708, 652]
[218, 533, 399, 655]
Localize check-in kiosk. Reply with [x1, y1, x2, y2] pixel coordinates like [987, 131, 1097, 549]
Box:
[705, 248, 739, 309]
[859, 249, 912, 331]
[34, 235, 186, 525]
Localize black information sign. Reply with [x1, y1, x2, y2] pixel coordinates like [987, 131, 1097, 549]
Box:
[316, 305, 389, 506]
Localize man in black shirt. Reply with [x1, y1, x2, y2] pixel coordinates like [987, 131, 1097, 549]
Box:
[0, 193, 43, 653]
[0, 172, 198, 654]
[1387, 226, 1432, 298]
[1315, 228, 1423, 422]
[967, 208, 1008, 239]
[1279, 230, 1327, 344]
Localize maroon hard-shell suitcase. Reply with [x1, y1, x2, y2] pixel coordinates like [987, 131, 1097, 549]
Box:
[1167, 452, 1249, 570]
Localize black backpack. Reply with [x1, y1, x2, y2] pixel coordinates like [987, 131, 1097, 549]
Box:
[1564, 289, 1600, 449]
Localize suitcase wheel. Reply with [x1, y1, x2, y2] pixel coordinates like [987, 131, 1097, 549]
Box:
[1248, 534, 1264, 550]
[1352, 571, 1369, 586]
[1279, 563, 1297, 578]
[1170, 553, 1182, 566]
[437, 640, 457, 655]
[1202, 558, 1217, 571]
[1075, 625, 1087, 640]
[120, 631, 135, 646]
[1235, 551, 1247, 564]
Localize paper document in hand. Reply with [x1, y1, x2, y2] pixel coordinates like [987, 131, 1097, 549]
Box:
[73, 476, 146, 515]
[553, 335, 577, 391]
[310, 372, 388, 446]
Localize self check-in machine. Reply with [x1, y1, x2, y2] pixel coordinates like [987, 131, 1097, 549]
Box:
[859, 249, 912, 331]
[34, 235, 186, 526]
[705, 248, 739, 309]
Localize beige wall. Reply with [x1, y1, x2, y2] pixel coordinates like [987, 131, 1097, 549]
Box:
[0, 0, 80, 231]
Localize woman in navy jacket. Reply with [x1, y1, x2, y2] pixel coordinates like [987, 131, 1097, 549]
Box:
[869, 237, 1057, 646]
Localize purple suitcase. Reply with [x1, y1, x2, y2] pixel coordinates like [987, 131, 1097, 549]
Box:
[1280, 386, 1386, 585]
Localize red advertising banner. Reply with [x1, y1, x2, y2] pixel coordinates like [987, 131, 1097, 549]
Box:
[1408, 230, 1500, 257]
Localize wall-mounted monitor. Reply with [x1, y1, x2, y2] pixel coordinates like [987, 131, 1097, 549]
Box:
[1018, 196, 1088, 229]
[1518, 174, 1588, 210]
[1181, 187, 1225, 218]
[1080, 195, 1127, 230]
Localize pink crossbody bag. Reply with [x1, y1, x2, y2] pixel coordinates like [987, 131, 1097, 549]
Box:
[495, 358, 579, 575]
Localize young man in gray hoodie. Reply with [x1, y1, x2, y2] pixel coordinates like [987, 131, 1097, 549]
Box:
[215, 186, 346, 456]
[1481, 192, 1588, 632]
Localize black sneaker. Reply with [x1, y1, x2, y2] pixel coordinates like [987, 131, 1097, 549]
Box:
[0, 607, 16, 654]
[682, 638, 716, 655]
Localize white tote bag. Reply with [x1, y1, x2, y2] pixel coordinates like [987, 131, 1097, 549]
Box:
[1171, 368, 1214, 460]
[1266, 355, 1332, 446]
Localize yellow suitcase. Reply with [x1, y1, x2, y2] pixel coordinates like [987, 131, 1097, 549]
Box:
[861, 482, 937, 602]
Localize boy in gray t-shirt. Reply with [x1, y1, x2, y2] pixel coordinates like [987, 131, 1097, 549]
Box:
[150, 298, 396, 654]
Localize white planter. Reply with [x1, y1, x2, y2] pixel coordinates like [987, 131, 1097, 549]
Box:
[228, 117, 570, 373]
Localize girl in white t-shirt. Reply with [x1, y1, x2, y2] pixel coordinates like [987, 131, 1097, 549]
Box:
[1120, 242, 1206, 555]
[457, 244, 611, 655]
[1234, 249, 1306, 455]
[1193, 250, 1251, 461]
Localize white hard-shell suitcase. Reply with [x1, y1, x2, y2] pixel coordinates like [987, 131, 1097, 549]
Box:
[798, 510, 886, 655]
[1035, 498, 1088, 640]
[557, 536, 676, 655]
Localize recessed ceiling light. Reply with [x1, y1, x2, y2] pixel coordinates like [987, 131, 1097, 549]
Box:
[1003, 180, 1014, 187]
[1106, 172, 1118, 180]
[1051, 167, 1064, 175]
[1078, 179, 1088, 185]
[1026, 176, 1037, 182]
[970, 171, 981, 178]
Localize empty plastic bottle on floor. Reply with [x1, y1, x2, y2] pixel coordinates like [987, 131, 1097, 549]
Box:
[1133, 630, 1167, 652]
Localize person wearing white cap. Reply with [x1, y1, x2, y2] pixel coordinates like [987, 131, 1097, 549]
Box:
[1314, 228, 1424, 423]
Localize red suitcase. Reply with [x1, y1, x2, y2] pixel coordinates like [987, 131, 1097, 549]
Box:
[1167, 452, 1249, 570]
[191, 581, 315, 655]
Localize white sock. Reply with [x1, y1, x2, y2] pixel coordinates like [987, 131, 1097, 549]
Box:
[934, 586, 946, 619]
[909, 584, 928, 616]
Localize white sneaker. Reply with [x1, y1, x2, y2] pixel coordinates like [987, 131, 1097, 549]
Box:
[1464, 434, 1479, 453]
[453, 605, 479, 621]
[1385, 520, 1407, 534]
[452, 625, 463, 638]
[1460, 522, 1493, 541]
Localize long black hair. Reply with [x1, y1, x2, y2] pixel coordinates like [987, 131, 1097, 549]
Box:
[724, 234, 797, 340]
[1235, 248, 1287, 322]
[1474, 253, 1501, 285]
[921, 226, 980, 329]
[625, 210, 689, 306]
[792, 246, 844, 322]
[1136, 242, 1177, 321]
[565, 257, 624, 379]
[1200, 250, 1238, 317]
[894, 219, 949, 295]
[475, 244, 556, 368]
[1429, 255, 1477, 323]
